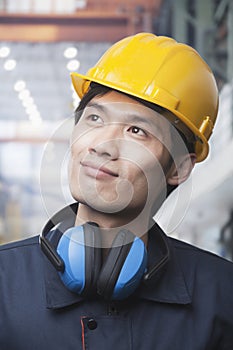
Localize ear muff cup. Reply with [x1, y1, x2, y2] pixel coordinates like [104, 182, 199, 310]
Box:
[57, 222, 102, 296]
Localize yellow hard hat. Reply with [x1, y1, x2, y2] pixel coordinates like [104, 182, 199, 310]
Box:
[71, 32, 219, 162]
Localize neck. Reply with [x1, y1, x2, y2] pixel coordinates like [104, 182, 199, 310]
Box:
[75, 203, 150, 248]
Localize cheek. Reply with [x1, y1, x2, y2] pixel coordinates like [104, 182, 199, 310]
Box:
[70, 129, 87, 157]
[122, 158, 163, 199]
[68, 154, 75, 183]
[68, 134, 87, 192]
[70, 119, 99, 152]
[122, 142, 165, 180]
[133, 162, 166, 192]
[68, 142, 80, 179]
[124, 145, 169, 204]
[68, 155, 79, 200]
[69, 127, 92, 174]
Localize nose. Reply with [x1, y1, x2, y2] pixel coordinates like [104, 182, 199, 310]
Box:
[88, 126, 120, 160]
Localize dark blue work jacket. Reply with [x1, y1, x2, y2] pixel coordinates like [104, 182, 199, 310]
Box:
[0, 220, 233, 349]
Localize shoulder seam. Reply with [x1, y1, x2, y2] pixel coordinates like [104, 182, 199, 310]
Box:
[0, 236, 39, 252]
[169, 237, 233, 265]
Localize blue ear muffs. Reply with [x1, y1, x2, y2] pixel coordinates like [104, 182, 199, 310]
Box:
[56, 224, 147, 300]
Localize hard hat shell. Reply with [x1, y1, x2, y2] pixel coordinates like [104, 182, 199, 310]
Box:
[71, 33, 219, 162]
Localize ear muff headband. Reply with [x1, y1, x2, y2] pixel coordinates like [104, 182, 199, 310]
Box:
[97, 229, 148, 300]
[40, 203, 79, 272]
[97, 229, 135, 299]
[82, 223, 102, 296]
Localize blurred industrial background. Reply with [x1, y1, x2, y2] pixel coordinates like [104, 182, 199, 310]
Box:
[0, 0, 232, 261]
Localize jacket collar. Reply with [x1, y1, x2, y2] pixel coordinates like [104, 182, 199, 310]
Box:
[42, 204, 192, 309]
[136, 224, 192, 305]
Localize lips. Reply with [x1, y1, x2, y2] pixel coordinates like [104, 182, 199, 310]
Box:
[80, 161, 119, 178]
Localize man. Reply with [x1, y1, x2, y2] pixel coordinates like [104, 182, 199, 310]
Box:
[0, 33, 233, 349]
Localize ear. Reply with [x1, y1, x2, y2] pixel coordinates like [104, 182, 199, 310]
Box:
[167, 153, 196, 186]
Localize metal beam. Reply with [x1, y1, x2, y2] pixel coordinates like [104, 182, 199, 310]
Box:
[227, 0, 233, 81]
[0, 11, 146, 42]
[171, 0, 188, 43]
[195, 0, 214, 59]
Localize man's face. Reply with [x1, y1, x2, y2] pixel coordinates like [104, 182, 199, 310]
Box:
[68, 90, 173, 219]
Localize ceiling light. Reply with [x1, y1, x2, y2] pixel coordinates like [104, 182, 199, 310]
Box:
[14, 80, 26, 92]
[18, 89, 30, 100]
[66, 59, 80, 71]
[25, 105, 38, 115]
[22, 97, 34, 108]
[64, 47, 78, 59]
[4, 59, 16, 71]
[0, 46, 10, 58]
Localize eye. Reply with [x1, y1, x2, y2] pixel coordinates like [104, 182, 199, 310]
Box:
[87, 114, 103, 124]
[127, 126, 147, 137]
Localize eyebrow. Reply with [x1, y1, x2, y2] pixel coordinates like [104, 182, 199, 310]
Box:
[127, 115, 156, 128]
[86, 101, 106, 112]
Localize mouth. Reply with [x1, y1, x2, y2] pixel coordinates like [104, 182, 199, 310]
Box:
[80, 161, 119, 179]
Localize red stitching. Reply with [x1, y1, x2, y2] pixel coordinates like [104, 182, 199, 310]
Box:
[81, 317, 86, 350]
